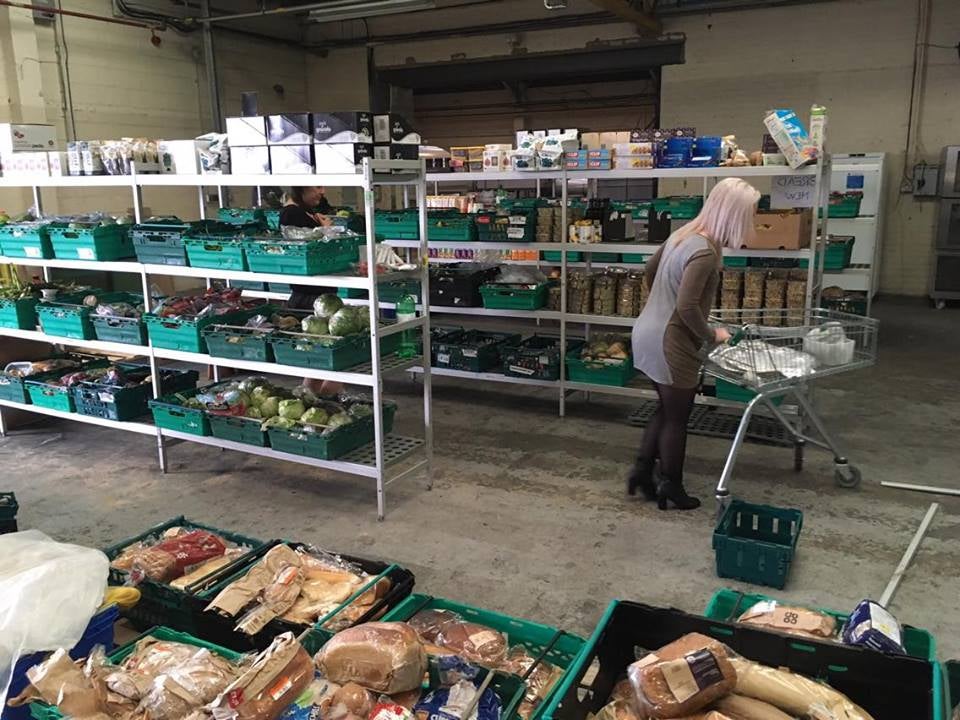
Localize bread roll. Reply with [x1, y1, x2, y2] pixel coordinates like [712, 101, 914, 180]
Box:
[316, 622, 427, 694]
[435, 621, 508, 666]
[712, 694, 795, 720]
[630, 649, 736, 719]
[328, 683, 375, 718]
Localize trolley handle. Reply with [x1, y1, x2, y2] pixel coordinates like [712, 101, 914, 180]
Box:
[728, 324, 749, 347]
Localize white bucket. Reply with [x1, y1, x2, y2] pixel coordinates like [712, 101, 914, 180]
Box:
[803, 322, 854, 366]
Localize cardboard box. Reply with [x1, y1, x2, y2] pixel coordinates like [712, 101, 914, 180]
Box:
[373, 143, 418, 161]
[226, 116, 267, 147]
[586, 148, 611, 160]
[230, 145, 270, 174]
[613, 142, 653, 156]
[311, 112, 373, 143]
[0, 123, 56, 154]
[373, 114, 419, 144]
[66, 142, 83, 175]
[747, 209, 812, 250]
[80, 141, 104, 175]
[483, 149, 507, 171]
[586, 158, 611, 170]
[598, 132, 619, 149]
[1, 152, 49, 177]
[48, 151, 68, 177]
[613, 156, 654, 169]
[267, 113, 312, 145]
[269, 144, 314, 173]
[763, 110, 816, 169]
[314, 142, 372, 173]
[158, 140, 200, 174]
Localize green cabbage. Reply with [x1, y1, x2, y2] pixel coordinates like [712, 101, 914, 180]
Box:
[300, 407, 329, 426]
[301, 315, 329, 335]
[245, 407, 263, 419]
[313, 293, 343, 318]
[348, 403, 373, 418]
[250, 385, 273, 408]
[261, 416, 296, 431]
[260, 396, 281, 418]
[328, 307, 359, 336]
[279, 398, 306, 420]
[326, 412, 353, 430]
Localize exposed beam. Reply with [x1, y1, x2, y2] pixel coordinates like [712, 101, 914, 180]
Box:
[589, 0, 660, 35]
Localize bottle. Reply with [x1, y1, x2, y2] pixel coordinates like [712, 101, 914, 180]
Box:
[396, 293, 418, 358]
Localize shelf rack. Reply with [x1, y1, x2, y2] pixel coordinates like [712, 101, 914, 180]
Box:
[0, 158, 432, 520]
[401, 159, 832, 417]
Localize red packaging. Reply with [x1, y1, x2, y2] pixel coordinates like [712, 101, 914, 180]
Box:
[370, 702, 413, 720]
[130, 530, 227, 583]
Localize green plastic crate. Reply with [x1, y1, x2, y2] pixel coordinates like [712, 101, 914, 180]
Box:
[476, 216, 536, 242]
[713, 500, 803, 589]
[217, 207, 266, 226]
[103, 516, 265, 633]
[48, 223, 134, 261]
[73, 366, 198, 422]
[824, 294, 868, 316]
[480, 282, 550, 310]
[149, 386, 212, 436]
[337, 287, 368, 299]
[503, 336, 584, 382]
[723, 256, 749, 267]
[268, 282, 292, 294]
[0, 222, 57, 259]
[715, 378, 784, 407]
[38, 292, 141, 340]
[144, 307, 263, 354]
[947, 661, 959, 718]
[208, 413, 269, 447]
[270, 331, 369, 370]
[0, 297, 39, 330]
[428, 216, 476, 241]
[542, 250, 581, 262]
[29, 626, 246, 720]
[704, 588, 936, 662]
[565, 353, 635, 387]
[800, 237, 855, 271]
[0, 372, 32, 404]
[25, 377, 76, 412]
[383, 594, 585, 720]
[266, 402, 397, 460]
[184, 237, 247, 270]
[243, 236, 359, 276]
[90, 315, 147, 345]
[822, 192, 862, 218]
[375, 211, 419, 239]
[433, 330, 521, 372]
[203, 325, 274, 362]
[652, 195, 703, 219]
[620, 253, 648, 264]
[379, 280, 421, 304]
[131, 218, 191, 266]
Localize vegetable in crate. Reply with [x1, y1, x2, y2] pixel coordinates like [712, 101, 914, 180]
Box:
[302, 314, 329, 335]
[314, 293, 344, 318]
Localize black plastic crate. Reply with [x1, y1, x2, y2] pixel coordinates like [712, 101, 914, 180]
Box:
[502, 336, 585, 381]
[430, 264, 500, 308]
[433, 329, 520, 372]
[196, 539, 415, 653]
[545, 600, 938, 720]
[0, 491, 17, 535]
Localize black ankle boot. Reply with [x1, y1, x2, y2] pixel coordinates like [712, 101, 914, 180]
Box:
[656, 476, 701, 510]
[626, 458, 657, 500]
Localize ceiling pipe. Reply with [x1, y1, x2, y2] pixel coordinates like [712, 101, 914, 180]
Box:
[193, 0, 495, 24]
[0, 0, 164, 29]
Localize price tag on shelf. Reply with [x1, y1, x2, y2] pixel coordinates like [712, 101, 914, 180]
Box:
[771, 175, 816, 208]
[77, 248, 95, 260]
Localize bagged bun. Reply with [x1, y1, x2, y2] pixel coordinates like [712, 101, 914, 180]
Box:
[408, 609, 460, 643]
[328, 683, 375, 719]
[736, 601, 837, 640]
[435, 621, 508, 666]
[316, 622, 427, 694]
[629, 648, 736, 719]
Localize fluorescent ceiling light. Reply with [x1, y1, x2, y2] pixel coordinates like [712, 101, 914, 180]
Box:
[307, 0, 435, 22]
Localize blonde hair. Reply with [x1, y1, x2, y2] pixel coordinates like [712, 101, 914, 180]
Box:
[673, 177, 761, 249]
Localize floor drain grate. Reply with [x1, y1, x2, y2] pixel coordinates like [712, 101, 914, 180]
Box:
[627, 400, 793, 447]
[343, 435, 423, 465]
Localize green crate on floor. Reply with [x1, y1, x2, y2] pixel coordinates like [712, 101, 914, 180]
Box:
[131, 217, 191, 266]
[714, 378, 784, 406]
[267, 401, 397, 460]
[208, 414, 269, 447]
[0, 222, 58, 259]
[243, 236, 359, 276]
[480, 282, 550, 310]
[144, 306, 262, 354]
[620, 252, 648, 264]
[434, 329, 521, 372]
[48, 223, 134, 261]
[565, 353, 635, 386]
[90, 315, 147, 345]
[203, 325, 274, 362]
[149, 387, 211, 436]
[542, 250, 581, 262]
[270, 331, 370, 370]
[0, 297, 39, 330]
[713, 500, 803, 589]
[217, 207, 266, 226]
[800, 237, 855, 271]
[37, 292, 137, 340]
[383, 594, 585, 720]
[703, 587, 936, 661]
[824, 294, 868, 316]
[73, 365, 198, 422]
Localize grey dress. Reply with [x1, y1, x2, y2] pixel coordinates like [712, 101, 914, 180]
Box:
[631, 233, 721, 388]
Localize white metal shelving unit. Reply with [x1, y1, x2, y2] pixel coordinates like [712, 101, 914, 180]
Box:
[0, 158, 432, 520]
[398, 161, 831, 416]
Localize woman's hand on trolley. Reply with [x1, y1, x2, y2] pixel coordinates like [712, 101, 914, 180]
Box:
[714, 326, 732, 344]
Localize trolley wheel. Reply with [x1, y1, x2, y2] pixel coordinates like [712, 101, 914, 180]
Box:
[793, 440, 805, 472]
[834, 464, 862, 489]
[935, 300, 946, 310]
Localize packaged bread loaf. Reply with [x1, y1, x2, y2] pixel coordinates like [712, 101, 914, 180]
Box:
[316, 622, 427, 694]
[407, 608, 461, 643]
[728, 656, 874, 720]
[435, 621, 508, 666]
[712, 694, 795, 720]
[736, 600, 837, 640]
[628, 646, 736, 719]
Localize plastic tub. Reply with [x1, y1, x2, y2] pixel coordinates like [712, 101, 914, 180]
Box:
[803, 322, 855, 366]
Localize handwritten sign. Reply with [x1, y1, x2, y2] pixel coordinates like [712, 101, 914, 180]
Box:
[771, 174, 816, 208]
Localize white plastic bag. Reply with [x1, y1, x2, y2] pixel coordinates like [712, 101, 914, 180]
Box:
[0, 530, 109, 707]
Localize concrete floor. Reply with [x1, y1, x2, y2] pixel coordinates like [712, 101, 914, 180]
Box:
[3, 296, 959, 657]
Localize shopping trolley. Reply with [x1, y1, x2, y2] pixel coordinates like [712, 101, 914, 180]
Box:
[705, 308, 879, 513]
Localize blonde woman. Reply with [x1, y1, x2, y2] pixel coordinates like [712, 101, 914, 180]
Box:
[629, 178, 760, 510]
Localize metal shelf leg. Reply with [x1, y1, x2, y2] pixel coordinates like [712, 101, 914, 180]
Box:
[715, 394, 763, 501]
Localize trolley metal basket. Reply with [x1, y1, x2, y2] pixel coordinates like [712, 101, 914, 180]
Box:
[705, 308, 879, 511]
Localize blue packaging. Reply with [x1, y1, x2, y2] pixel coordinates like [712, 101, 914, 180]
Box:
[691, 136, 722, 166]
[841, 599, 906, 655]
[414, 679, 501, 720]
[663, 136, 694, 166]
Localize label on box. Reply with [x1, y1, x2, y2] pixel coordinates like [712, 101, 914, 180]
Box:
[24, 246, 41, 258]
[462, 349, 478, 358]
[77, 248, 95, 259]
[507, 227, 525, 240]
[437, 353, 450, 365]
[98, 392, 115, 403]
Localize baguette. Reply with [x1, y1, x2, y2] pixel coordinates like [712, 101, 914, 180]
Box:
[712, 694, 795, 720]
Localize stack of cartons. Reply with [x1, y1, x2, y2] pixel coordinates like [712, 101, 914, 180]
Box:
[764, 270, 788, 326]
[742, 270, 764, 324]
[537, 207, 556, 243]
[721, 269, 743, 310]
[786, 269, 807, 325]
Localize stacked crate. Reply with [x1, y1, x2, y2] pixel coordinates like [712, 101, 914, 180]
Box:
[536, 206, 558, 243]
[721, 269, 743, 311]
[763, 270, 788, 326]
[742, 270, 764, 324]
[786, 269, 807, 326]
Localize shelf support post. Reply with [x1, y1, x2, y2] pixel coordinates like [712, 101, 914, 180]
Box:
[559, 168, 568, 418]
[416, 159, 434, 491]
[141, 265, 168, 473]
